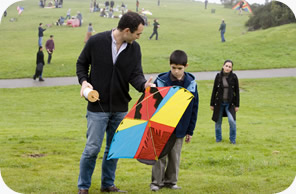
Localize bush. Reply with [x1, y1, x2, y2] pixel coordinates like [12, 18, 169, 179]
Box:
[246, 1, 296, 31]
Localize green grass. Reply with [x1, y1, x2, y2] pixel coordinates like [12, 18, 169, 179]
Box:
[0, 0, 296, 79]
[0, 77, 295, 193]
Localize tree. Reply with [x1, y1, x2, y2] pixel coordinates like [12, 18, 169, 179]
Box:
[245, 1, 296, 31]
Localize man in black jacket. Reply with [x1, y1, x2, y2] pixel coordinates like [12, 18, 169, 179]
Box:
[76, 12, 155, 194]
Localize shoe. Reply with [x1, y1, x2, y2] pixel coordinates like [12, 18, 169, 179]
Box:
[100, 185, 127, 192]
[230, 141, 236, 144]
[78, 189, 88, 194]
[39, 78, 45, 82]
[169, 185, 181, 190]
[216, 140, 222, 143]
[33, 75, 36, 80]
[150, 185, 160, 191]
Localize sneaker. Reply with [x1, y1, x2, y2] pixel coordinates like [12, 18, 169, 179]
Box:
[100, 185, 127, 193]
[150, 185, 160, 191]
[169, 185, 181, 190]
[39, 78, 45, 82]
[33, 75, 36, 80]
[230, 141, 236, 144]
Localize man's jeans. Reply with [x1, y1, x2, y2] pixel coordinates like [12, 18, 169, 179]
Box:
[38, 37, 43, 46]
[78, 111, 127, 190]
[220, 30, 225, 42]
[215, 102, 236, 143]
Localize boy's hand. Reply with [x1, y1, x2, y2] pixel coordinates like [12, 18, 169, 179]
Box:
[144, 76, 156, 88]
[185, 134, 192, 143]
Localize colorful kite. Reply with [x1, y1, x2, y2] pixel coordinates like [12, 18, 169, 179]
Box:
[232, 0, 253, 14]
[16, 6, 24, 15]
[107, 86, 194, 164]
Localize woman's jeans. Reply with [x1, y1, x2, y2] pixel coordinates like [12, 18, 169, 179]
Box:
[78, 111, 127, 190]
[215, 102, 236, 143]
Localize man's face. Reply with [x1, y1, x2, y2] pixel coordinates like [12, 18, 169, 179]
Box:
[170, 64, 186, 80]
[124, 23, 144, 43]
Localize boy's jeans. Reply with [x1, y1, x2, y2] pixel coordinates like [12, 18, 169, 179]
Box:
[78, 111, 126, 190]
[215, 102, 236, 143]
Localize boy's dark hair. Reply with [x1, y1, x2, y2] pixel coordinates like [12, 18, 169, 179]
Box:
[39, 23, 42, 26]
[50, 35, 54, 38]
[117, 12, 145, 33]
[170, 50, 188, 66]
[39, 46, 43, 50]
[223, 59, 233, 66]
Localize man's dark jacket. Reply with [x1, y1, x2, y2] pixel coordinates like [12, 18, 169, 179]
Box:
[38, 27, 46, 37]
[76, 30, 146, 112]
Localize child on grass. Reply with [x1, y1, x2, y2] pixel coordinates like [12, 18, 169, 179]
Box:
[150, 50, 199, 191]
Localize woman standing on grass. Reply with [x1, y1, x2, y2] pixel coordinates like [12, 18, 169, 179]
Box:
[210, 60, 240, 144]
[33, 46, 45, 81]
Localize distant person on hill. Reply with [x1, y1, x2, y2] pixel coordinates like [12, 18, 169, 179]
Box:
[38, 23, 46, 46]
[205, 0, 208, 9]
[77, 11, 83, 26]
[210, 60, 240, 144]
[219, 19, 226, 42]
[149, 19, 160, 40]
[45, 35, 55, 64]
[110, 0, 115, 8]
[239, 1, 244, 15]
[84, 23, 95, 43]
[33, 46, 45, 81]
[4, 10, 7, 17]
[150, 50, 199, 192]
[136, 0, 139, 12]
[65, 8, 71, 19]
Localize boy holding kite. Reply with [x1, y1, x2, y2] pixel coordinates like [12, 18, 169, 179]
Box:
[150, 50, 199, 191]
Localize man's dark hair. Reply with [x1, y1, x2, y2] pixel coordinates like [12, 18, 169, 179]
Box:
[117, 12, 145, 33]
[170, 50, 188, 66]
[223, 59, 233, 66]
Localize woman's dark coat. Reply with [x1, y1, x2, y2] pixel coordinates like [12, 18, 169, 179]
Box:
[210, 69, 240, 122]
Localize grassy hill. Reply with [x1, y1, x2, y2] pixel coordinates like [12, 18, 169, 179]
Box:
[0, 0, 295, 79]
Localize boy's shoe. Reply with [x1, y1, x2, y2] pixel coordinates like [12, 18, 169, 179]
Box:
[150, 185, 160, 191]
[165, 184, 181, 190]
[39, 78, 45, 82]
[230, 141, 236, 144]
[100, 185, 127, 192]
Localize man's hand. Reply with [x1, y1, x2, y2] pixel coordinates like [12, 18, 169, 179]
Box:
[144, 76, 156, 88]
[185, 134, 192, 143]
[235, 107, 239, 112]
[210, 106, 214, 111]
[80, 81, 93, 97]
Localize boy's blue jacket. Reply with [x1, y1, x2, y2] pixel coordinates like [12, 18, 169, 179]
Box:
[154, 71, 199, 138]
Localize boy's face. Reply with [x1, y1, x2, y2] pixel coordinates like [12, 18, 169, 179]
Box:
[170, 64, 187, 80]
